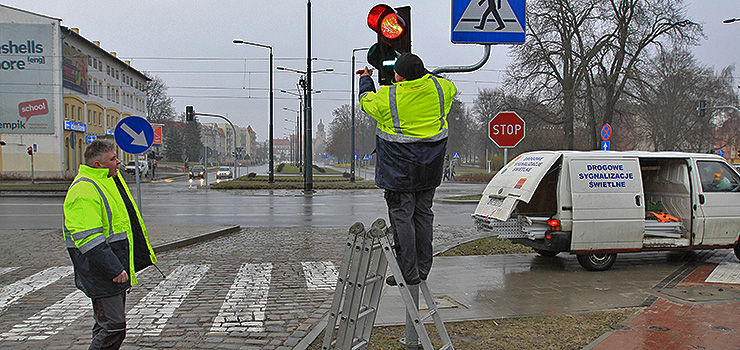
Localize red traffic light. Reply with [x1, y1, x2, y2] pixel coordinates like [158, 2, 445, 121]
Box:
[368, 4, 406, 40]
[27, 146, 33, 155]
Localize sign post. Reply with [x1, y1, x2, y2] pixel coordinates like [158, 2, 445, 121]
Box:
[114, 116, 154, 210]
[489, 111, 525, 165]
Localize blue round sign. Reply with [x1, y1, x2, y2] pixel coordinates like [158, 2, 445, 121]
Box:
[114, 116, 154, 154]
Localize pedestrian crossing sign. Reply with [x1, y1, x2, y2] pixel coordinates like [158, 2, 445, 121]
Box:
[451, 0, 526, 44]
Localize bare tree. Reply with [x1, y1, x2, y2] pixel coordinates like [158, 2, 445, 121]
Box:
[145, 73, 177, 123]
[508, 0, 608, 149]
[325, 104, 376, 163]
[629, 48, 736, 151]
[508, 0, 701, 150]
[589, 0, 702, 148]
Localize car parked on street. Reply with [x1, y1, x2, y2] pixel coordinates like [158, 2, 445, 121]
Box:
[216, 166, 233, 179]
[189, 165, 206, 180]
[124, 160, 148, 177]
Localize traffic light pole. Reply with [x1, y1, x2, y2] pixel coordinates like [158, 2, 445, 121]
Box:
[192, 112, 238, 181]
[30, 151, 34, 184]
[431, 44, 491, 75]
[305, 0, 313, 193]
[351, 47, 370, 183]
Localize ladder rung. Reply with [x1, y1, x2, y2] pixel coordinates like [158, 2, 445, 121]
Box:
[351, 339, 368, 350]
[439, 342, 454, 350]
[420, 309, 437, 322]
[357, 306, 376, 320]
[365, 274, 383, 284]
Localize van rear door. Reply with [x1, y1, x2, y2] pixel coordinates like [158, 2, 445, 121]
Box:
[568, 157, 644, 251]
[474, 152, 562, 221]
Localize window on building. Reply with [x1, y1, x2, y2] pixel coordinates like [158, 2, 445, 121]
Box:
[116, 70, 119, 80]
[78, 107, 82, 122]
[71, 105, 75, 120]
[87, 110, 91, 124]
[88, 55, 91, 66]
[64, 103, 69, 120]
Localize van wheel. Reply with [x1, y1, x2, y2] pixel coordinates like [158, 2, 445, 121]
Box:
[534, 249, 560, 257]
[734, 242, 740, 261]
[576, 253, 617, 271]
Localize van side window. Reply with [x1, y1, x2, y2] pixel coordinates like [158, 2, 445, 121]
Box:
[698, 161, 740, 192]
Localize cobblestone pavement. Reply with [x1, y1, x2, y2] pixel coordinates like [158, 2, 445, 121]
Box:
[0, 225, 478, 349]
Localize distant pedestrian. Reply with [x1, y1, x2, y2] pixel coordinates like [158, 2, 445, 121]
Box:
[151, 159, 157, 178]
[63, 140, 157, 350]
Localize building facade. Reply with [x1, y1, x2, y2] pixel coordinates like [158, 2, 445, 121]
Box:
[0, 4, 149, 179]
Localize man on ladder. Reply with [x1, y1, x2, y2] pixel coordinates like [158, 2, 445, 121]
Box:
[359, 52, 457, 348]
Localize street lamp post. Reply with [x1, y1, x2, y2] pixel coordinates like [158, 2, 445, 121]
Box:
[351, 47, 370, 183]
[232, 39, 274, 183]
[284, 107, 302, 168]
[277, 65, 332, 192]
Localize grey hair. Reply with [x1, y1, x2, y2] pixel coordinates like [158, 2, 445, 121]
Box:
[84, 140, 116, 166]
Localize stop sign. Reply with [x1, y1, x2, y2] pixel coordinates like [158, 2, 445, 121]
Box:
[489, 111, 525, 148]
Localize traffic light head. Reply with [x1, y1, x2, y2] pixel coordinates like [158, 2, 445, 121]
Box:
[367, 4, 411, 85]
[186, 105, 195, 121]
[367, 4, 407, 41]
[699, 100, 706, 118]
[27, 146, 33, 155]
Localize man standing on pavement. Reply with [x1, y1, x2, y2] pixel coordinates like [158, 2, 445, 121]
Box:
[358, 53, 457, 286]
[63, 140, 157, 350]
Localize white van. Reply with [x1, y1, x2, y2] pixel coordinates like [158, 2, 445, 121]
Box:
[472, 151, 740, 271]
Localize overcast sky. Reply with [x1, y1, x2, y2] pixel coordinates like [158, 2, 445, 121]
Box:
[3, 0, 738, 141]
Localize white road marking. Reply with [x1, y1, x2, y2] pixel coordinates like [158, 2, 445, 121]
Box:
[301, 261, 337, 291]
[0, 267, 20, 277]
[0, 266, 74, 313]
[127, 264, 210, 337]
[706, 261, 740, 284]
[0, 290, 90, 341]
[210, 263, 272, 333]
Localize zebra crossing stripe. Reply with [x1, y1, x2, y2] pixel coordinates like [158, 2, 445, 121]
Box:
[127, 264, 211, 337]
[0, 290, 90, 341]
[301, 261, 337, 291]
[0, 267, 20, 277]
[210, 263, 272, 334]
[0, 266, 74, 314]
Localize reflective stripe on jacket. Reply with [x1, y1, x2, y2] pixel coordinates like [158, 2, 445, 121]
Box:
[63, 165, 157, 298]
[359, 73, 457, 143]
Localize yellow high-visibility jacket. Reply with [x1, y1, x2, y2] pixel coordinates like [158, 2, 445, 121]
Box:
[360, 73, 457, 143]
[63, 165, 157, 298]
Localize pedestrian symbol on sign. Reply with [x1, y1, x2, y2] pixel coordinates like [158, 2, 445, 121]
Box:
[475, 0, 505, 30]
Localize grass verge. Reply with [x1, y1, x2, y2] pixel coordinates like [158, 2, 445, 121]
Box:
[439, 236, 535, 256]
[309, 308, 635, 349]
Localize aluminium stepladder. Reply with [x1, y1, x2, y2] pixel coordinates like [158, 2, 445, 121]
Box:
[322, 218, 454, 350]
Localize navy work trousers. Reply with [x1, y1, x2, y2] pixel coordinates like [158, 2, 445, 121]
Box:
[90, 291, 126, 350]
[384, 188, 435, 285]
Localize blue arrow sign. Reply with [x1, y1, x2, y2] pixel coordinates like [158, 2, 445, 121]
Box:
[452, 0, 526, 44]
[601, 141, 610, 151]
[453, 152, 461, 159]
[114, 116, 154, 154]
[718, 149, 725, 157]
